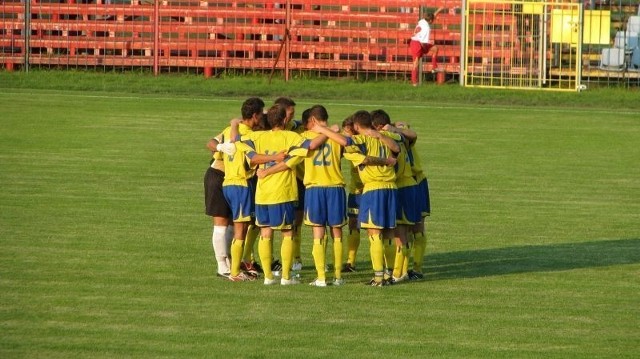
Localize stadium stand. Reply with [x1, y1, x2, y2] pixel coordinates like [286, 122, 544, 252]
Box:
[1, 0, 639, 84]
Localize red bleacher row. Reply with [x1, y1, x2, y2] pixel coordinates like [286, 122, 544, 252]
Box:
[0, 0, 521, 74]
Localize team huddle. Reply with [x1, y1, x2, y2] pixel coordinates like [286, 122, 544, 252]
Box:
[204, 97, 430, 287]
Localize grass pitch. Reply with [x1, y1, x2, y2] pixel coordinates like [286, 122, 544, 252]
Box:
[1, 80, 639, 358]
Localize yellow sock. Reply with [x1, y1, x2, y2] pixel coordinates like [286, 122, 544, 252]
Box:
[333, 237, 342, 279]
[383, 239, 395, 273]
[392, 245, 403, 278]
[243, 225, 259, 263]
[230, 239, 244, 276]
[413, 232, 426, 273]
[281, 236, 293, 280]
[347, 229, 360, 265]
[293, 225, 302, 262]
[402, 242, 410, 276]
[259, 236, 273, 279]
[323, 233, 328, 263]
[369, 234, 385, 277]
[404, 232, 414, 276]
[311, 238, 326, 281]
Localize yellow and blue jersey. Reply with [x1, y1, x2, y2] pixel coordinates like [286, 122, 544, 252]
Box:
[408, 142, 427, 182]
[395, 136, 418, 189]
[301, 131, 348, 188]
[221, 123, 254, 187]
[237, 130, 310, 205]
[344, 131, 399, 191]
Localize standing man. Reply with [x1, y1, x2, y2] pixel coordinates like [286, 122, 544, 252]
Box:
[343, 110, 400, 286]
[222, 98, 286, 282]
[372, 110, 421, 283]
[237, 104, 325, 285]
[410, 7, 444, 86]
[204, 127, 236, 278]
[341, 116, 363, 273]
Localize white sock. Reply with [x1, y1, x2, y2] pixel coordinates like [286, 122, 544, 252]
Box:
[212, 226, 230, 274]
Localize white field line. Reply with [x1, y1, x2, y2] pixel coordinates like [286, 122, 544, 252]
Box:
[2, 90, 640, 116]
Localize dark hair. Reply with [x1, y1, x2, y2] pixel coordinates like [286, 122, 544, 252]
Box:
[301, 108, 312, 127]
[254, 112, 270, 131]
[307, 105, 329, 125]
[342, 115, 354, 129]
[241, 97, 265, 120]
[274, 97, 296, 108]
[371, 109, 391, 128]
[351, 110, 372, 129]
[266, 104, 288, 129]
[425, 13, 435, 23]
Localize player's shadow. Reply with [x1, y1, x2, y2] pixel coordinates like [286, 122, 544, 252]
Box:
[422, 238, 640, 281]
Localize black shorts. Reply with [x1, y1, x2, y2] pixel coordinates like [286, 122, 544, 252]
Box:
[295, 177, 305, 210]
[204, 167, 231, 218]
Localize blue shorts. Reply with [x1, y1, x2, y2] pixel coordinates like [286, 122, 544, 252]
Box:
[347, 193, 361, 217]
[359, 188, 397, 229]
[222, 184, 254, 222]
[255, 202, 296, 229]
[415, 178, 431, 217]
[396, 185, 421, 225]
[304, 186, 347, 227]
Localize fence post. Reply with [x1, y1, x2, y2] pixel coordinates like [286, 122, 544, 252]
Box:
[153, 0, 160, 76]
[24, 0, 31, 72]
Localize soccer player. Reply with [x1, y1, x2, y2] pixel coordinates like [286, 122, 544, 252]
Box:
[221, 97, 286, 282]
[371, 110, 421, 283]
[237, 104, 325, 285]
[204, 127, 235, 278]
[396, 121, 431, 280]
[299, 105, 350, 286]
[343, 110, 400, 286]
[276, 97, 305, 271]
[341, 116, 363, 273]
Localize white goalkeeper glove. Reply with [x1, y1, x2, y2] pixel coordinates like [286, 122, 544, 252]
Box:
[216, 142, 236, 156]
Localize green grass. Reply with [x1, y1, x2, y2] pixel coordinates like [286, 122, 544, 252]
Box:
[1, 70, 640, 110]
[1, 74, 639, 358]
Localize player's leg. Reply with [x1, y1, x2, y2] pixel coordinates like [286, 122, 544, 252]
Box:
[410, 219, 426, 280]
[292, 178, 305, 270]
[392, 224, 410, 282]
[410, 178, 430, 279]
[344, 218, 360, 272]
[360, 188, 396, 285]
[269, 201, 297, 284]
[343, 192, 360, 272]
[331, 226, 344, 285]
[241, 223, 261, 272]
[204, 167, 232, 277]
[255, 204, 276, 284]
[211, 217, 231, 278]
[310, 226, 327, 286]
[223, 185, 255, 281]
[382, 228, 395, 281]
[392, 185, 418, 282]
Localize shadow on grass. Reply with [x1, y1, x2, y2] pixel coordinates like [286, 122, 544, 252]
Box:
[421, 238, 640, 281]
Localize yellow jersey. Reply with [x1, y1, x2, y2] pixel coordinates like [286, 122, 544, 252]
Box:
[237, 130, 309, 205]
[395, 137, 418, 189]
[345, 160, 363, 195]
[344, 131, 399, 191]
[408, 142, 427, 182]
[221, 123, 254, 187]
[301, 131, 345, 188]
